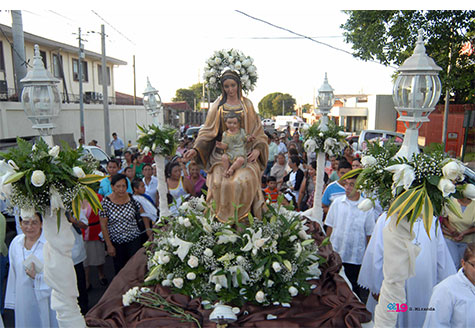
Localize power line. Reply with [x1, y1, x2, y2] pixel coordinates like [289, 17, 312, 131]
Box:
[90, 10, 135, 46]
[0, 24, 31, 68]
[225, 36, 341, 39]
[235, 10, 397, 70]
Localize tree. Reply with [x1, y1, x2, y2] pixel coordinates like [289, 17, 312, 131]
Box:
[258, 92, 296, 118]
[340, 10, 475, 104]
[173, 83, 220, 110]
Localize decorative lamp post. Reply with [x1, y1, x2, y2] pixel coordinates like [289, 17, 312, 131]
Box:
[302, 73, 335, 226]
[316, 72, 335, 132]
[143, 77, 164, 125]
[374, 29, 442, 328]
[21, 44, 61, 146]
[392, 29, 442, 159]
[20, 45, 85, 327]
[142, 78, 170, 217]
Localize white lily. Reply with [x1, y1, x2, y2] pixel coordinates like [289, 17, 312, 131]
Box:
[462, 183, 475, 199]
[228, 265, 250, 287]
[49, 185, 65, 215]
[209, 269, 228, 289]
[217, 229, 239, 245]
[0, 160, 15, 199]
[442, 161, 465, 182]
[307, 262, 322, 277]
[438, 177, 456, 197]
[385, 164, 415, 193]
[358, 198, 374, 212]
[323, 137, 337, 153]
[240, 228, 270, 255]
[48, 145, 60, 158]
[168, 234, 193, 261]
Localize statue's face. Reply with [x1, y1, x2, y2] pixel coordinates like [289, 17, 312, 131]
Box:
[223, 79, 238, 99]
[225, 117, 239, 132]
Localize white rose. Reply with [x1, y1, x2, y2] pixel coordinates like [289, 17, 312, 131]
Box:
[338, 131, 346, 137]
[288, 286, 298, 297]
[267, 280, 274, 288]
[160, 255, 170, 264]
[172, 278, 184, 289]
[255, 290, 265, 303]
[235, 61, 242, 69]
[187, 255, 199, 268]
[361, 155, 377, 167]
[48, 145, 60, 158]
[204, 248, 213, 257]
[438, 177, 456, 197]
[214, 57, 221, 65]
[236, 255, 245, 263]
[161, 279, 172, 287]
[72, 166, 86, 178]
[462, 183, 475, 199]
[442, 161, 465, 182]
[272, 261, 282, 273]
[165, 139, 170, 144]
[358, 198, 374, 212]
[31, 170, 46, 187]
[186, 272, 196, 280]
[209, 77, 216, 84]
[319, 132, 324, 137]
[183, 218, 191, 227]
[298, 230, 310, 240]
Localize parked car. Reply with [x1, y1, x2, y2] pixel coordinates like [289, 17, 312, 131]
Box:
[80, 145, 110, 170]
[185, 126, 203, 138]
[347, 130, 404, 151]
[261, 119, 275, 127]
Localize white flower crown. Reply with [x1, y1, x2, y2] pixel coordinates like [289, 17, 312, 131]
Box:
[203, 49, 258, 93]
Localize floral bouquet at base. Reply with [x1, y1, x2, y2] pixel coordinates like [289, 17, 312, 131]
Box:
[303, 120, 347, 156]
[125, 196, 327, 309]
[342, 142, 474, 237]
[0, 138, 105, 225]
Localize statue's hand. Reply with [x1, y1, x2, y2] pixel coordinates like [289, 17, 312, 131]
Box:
[247, 149, 260, 163]
[183, 148, 197, 161]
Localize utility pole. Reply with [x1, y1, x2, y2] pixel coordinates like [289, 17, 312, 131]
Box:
[101, 24, 111, 156]
[133, 55, 136, 105]
[77, 27, 85, 142]
[11, 10, 27, 97]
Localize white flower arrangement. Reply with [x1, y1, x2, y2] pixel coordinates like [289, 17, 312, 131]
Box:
[0, 138, 105, 222]
[303, 120, 347, 156]
[203, 49, 258, 93]
[138, 196, 326, 308]
[136, 124, 178, 157]
[342, 141, 473, 237]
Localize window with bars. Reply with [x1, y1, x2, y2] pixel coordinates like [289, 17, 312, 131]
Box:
[52, 53, 63, 78]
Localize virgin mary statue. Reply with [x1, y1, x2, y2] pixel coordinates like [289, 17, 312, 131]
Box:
[184, 70, 268, 222]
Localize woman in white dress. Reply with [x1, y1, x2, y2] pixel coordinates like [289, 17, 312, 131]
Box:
[4, 213, 58, 327]
[423, 243, 475, 328]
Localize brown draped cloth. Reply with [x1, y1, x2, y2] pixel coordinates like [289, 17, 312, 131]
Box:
[193, 97, 269, 222]
[85, 222, 372, 328]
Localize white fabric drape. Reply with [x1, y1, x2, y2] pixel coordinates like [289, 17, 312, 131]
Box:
[43, 210, 86, 327]
[154, 154, 171, 218]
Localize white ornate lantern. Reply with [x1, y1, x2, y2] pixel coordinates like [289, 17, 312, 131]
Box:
[316, 72, 335, 131]
[143, 77, 163, 124]
[21, 45, 61, 137]
[392, 29, 442, 159]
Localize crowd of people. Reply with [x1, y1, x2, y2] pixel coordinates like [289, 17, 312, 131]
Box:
[0, 122, 474, 328]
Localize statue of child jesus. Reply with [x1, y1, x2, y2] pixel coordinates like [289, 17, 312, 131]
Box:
[215, 112, 254, 178]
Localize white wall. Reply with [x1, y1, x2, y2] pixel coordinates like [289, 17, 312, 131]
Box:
[0, 101, 152, 150]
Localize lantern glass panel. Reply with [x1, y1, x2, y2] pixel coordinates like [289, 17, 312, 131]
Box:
[393, 73, 441, 110]
[317, 91, 334, 110]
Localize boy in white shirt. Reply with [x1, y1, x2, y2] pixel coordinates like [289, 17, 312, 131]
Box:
[325, 174, 375, 300]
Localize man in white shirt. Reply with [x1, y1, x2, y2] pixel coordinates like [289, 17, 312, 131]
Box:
[277, 134, 287, 154]
[142, 163, 158, 206]
[325, 174, 375, 300]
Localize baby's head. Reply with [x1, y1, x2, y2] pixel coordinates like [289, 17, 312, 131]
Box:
[224, 112, 241, 131]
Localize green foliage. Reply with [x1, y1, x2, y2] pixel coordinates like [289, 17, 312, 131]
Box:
[341, 10, 475, 103]
[173, 83, 221, 110]
[258, 92, 296, 118]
